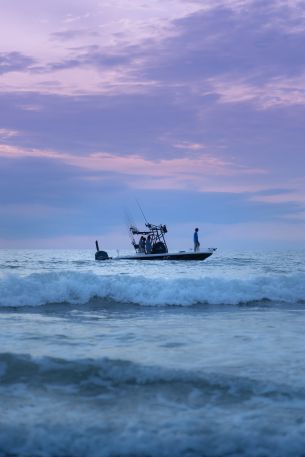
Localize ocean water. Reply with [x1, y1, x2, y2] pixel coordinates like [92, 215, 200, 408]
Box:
[1, 248, 305, 457]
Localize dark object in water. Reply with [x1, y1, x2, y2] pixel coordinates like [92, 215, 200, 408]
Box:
[95, 240, 111, 260]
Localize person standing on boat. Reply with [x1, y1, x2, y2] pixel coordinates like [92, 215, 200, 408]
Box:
[139, 236, 146, 253]
[194, 228, 200, 252]
[145, 235, 152, 254]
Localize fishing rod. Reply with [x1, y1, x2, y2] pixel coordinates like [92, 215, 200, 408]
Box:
[135, 198, 149, 225]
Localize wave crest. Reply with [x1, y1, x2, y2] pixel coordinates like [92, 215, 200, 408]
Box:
[0, 352, 300, 398]
[0, 271, 304, 307]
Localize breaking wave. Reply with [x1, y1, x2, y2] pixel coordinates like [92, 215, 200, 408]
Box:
[0, 271, 304, 308]
[2, 353, 305, 457]
[0, 352, 302, 398]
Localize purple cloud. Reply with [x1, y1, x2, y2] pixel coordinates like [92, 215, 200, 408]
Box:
[1, 0, 305, 247]
[0, 52, 36, 74]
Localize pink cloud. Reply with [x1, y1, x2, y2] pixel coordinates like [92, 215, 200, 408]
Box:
[0, 141, 265, 175]
[0, 141, 270, 195]
[213, 221, 305, 245]
[0, 0, 205, 96]
[250, 188, 305, 205]
[0, 129, 20, 139]
[1, 0, 304, 99]
[206, 74, 305, 109]
[173, 141, 206, 151]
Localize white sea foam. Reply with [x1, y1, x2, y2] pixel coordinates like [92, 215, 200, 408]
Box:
[0, 271, 304, 307]
[1, 353, 305, 457]
[1, 251, 305, 457]
[0, 352, 303, 398]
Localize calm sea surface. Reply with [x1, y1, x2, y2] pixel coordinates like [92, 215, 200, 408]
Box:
[0, 249, 305, 457]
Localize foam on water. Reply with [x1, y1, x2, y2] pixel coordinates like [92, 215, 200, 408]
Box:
[1, 352, 304, 397]
[2, 353, 305, 457]
[0, 270, 305, 307]
[1, 250, 305, 456]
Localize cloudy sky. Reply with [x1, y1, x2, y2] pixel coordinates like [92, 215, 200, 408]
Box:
[1, 0, 305, 250]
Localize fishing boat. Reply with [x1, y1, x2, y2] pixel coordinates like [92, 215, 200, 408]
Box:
[95, 220, 216, 261]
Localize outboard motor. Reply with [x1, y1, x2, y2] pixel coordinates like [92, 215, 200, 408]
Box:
[95, 240, 110, 260]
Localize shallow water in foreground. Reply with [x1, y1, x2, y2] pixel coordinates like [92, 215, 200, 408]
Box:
[0, 249, 305, 457]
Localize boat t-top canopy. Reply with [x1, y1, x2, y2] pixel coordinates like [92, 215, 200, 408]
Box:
[129, 222, 168, 254]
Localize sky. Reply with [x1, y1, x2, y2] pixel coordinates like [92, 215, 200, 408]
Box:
[1, 0, 305, 250]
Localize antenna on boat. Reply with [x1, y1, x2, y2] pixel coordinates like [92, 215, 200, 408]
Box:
[124, 208, 133, 228]
[136, 198, 148, 224]
[124, 207, 138, 247]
